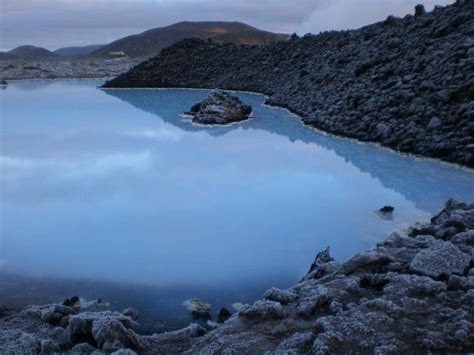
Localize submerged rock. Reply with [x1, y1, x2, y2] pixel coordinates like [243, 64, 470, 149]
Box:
[379, 206, 395, 214]
[62, 296, 80, 308]
[183, 89, 252, 125]
[216, 308, 232, 323]
[183, 298, 211, 312]
[184, 298, 212, 321]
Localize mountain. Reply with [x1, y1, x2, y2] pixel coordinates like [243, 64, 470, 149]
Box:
[7, 45, 59, 60]
[103, 2, 474, 168]
[54, 44, 105, 56]
[91, 21, 288, 57]
[0, 52, 19, 60]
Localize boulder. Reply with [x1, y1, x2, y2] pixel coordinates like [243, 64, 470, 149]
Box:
[216, 308, 232, 323]
[239, 301, 285, 321]
[66, 312, 139, 348]
[122, 308, 139, 321]
[305, 247, 339, 280]
[62, 296, 80, 307]
[91, 318, 140, 352]
[264, 288, 298, 305]
[183, 89, 252, 125]
[379, 206, 395, 214]
[297, 286, 330, 317]
[409, 240, 471, 278]
[340, 250, 393, 275]
[150, 323, 206, 343]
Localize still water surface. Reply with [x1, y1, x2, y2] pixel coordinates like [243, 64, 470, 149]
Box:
[1, 80, 473, 330]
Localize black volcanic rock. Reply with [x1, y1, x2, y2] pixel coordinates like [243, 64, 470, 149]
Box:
[183, 89, 252, 125]
[104, 1, 474, 168]
[92, 21, 288, 58]
[379, 206, 395, 213]
[216, 308, 232, 323]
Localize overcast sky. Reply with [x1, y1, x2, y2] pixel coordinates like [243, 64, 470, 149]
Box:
[0, 0, 454, 51]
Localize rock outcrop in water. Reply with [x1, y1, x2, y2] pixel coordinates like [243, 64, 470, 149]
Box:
[183, 89, 252, 125]
[103, 0, 474, 167]
[1, 200, 473, 353]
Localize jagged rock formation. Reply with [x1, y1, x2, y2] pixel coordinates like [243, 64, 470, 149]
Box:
[183, 89, 252, 125]
[1, 200, 473, 353]
[104, 1, 474, 167]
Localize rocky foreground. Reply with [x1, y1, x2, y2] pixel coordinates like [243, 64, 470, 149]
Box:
[183, 89, 252, 125]
[1, 200, 473, 353]
[104, 0, 474, 168]
[0, 57, 143, 81]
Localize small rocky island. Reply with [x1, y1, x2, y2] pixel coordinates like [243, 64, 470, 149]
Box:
[183, 89, 252, 125]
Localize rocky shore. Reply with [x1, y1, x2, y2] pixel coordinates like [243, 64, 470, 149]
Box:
[0, 57, 143, 81]
[104, 0, 474, 168]
[183, 89, 252, 125]
[1, 200, 473, 353]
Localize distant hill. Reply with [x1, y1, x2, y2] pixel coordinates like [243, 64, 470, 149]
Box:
[0, 52, 19, 60]
[54, 44, 105, 56]
[92, 21, 288, 57]
[6, 45, 59, 60]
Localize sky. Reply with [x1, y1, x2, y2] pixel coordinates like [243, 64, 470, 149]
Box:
[0, 0, 455, 51]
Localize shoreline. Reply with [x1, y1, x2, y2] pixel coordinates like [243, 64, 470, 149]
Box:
[103, 0, 474, 168]
[4, 77, 473, 173]
[1, 199, 473, 353]
[100, 83, 474, 173]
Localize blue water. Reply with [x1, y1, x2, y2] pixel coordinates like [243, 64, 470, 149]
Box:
[1, 80, 473, 330]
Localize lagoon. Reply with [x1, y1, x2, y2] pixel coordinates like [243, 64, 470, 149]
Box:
[1, 80, 473, 330]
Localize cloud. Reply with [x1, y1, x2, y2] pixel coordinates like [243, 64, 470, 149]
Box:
[123, 128, 182, 142]
[298, 0, 455, 35]
[0, 0, 456, 51]
[0, 151, 155, 204]
[1, 0, 315, 50]
[0, 151, 153, 182]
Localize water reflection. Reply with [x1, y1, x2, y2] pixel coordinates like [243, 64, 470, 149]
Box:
[1, 80, 473, 330]
[104, 88, 474, 213]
